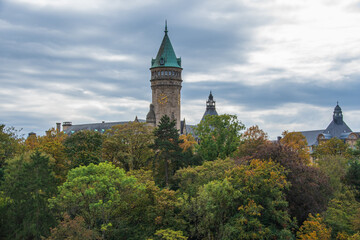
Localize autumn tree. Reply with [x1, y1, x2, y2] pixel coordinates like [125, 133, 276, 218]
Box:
[151, 115, 184, 187]
[64, 130, 104, 168]
[249, 142, 332, 224]
[1, 151, 57, 239]
[25, 128, 68, 183]
[148, 229, 188, 240]
[194, 114, 244, 161]
[297, 214, 331, 240]
[280, 130, 310, 163]
[237, 125, 269, 157]
[46, 213, 102, 240]
[179, 134, 197, 153]
[102, 122, 154, 171]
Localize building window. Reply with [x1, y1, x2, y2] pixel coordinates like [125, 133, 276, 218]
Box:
[161, 71, 164, 76]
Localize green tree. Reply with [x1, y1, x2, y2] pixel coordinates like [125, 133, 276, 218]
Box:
[317, 155, 349, 195]
[51, 162, 183, 239]
[102, 122, 154, 171]
[64, 130, 104, 168]
[313, 137, 349, 159]
[348, 140, 360, 157]
[178, 159, 293, 239]
[50, 162, 141, 238]
[344, 159, 360, 201]
[151, 115, 184, 187]
[174, 158, 236, 198]
[1, 151, 57, 239]
[324, 189, 360, 237]
[0, 124, 24, 179]
[194, 114, 244, 161]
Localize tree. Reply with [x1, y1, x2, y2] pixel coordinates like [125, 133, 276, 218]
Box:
[151, 115, 184, 187]
[179, 134, 197, 153]
[174, 158, 236, 198]
[45, 213, 102, 240]
[297, 214, 331, 240]
[280, 130, 310, 163]
[248, 142, 332, 224]
[348, 140, 360, 157]
[178, 159, 294, 239]
[102, 122, 154, 171]
[344, 159, 360, 201]
[194, 114, 244, 161]
[25, 128, 68, 183]
[50, 162, 140, 238]
[317, 155, 349, 195]
[148, 229, 188, 240]
[313, 137, 349, 158]
[1, 151, 57, 239]
[0, 124, 23, 175]
[51, 162, 182, 239]
[324, 189, 360, 237]
[237, 125, 269, 158]
[64, 130, 104, 168]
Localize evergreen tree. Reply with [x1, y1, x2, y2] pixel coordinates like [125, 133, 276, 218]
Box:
[151, 115, 183, 187]
[1, 151, 57, 239]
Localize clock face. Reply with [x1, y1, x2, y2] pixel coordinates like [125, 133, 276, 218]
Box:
[158, 93, 168, 104]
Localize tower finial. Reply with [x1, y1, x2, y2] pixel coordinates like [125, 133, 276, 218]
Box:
[337, 101, 339, 105]
[165, 20, 168, 34]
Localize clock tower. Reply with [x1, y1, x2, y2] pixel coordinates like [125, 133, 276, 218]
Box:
[146, 22, 182, 130]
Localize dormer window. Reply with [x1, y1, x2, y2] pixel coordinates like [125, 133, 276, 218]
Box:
[160, 57, 165, 65]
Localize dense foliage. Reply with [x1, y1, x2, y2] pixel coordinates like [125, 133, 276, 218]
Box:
[0, 117, 359, 239]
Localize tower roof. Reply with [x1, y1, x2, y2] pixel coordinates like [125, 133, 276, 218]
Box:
[323, 103, 352, 138]
[201, 91, 218, 121]
[151, 22, 181, 69]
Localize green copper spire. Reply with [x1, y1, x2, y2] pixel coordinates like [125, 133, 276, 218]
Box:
[151, 22, 181, 69]
[165, 20, 168, 34]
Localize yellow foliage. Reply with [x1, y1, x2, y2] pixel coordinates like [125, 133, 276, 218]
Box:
[297, 213, 331, 240]
[281, 130, 310, 163]
[179, 134, 197, 152]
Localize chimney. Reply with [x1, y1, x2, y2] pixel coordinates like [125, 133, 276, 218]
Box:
[56, 122, 61, 133]
[62, 122, 72, 131]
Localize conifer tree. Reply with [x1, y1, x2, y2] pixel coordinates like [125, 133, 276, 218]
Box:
[151, 115, 183, 187]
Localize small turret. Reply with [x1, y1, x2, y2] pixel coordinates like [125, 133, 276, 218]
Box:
[146, 104, 156, 126]
[333, 102, 343, 125]
[201, 91, 218, 121]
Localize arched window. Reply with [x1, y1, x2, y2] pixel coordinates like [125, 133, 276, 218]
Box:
[161, 71, 164, 76]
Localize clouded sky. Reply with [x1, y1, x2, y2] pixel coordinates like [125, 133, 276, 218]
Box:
[1, 0, 360, 139]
